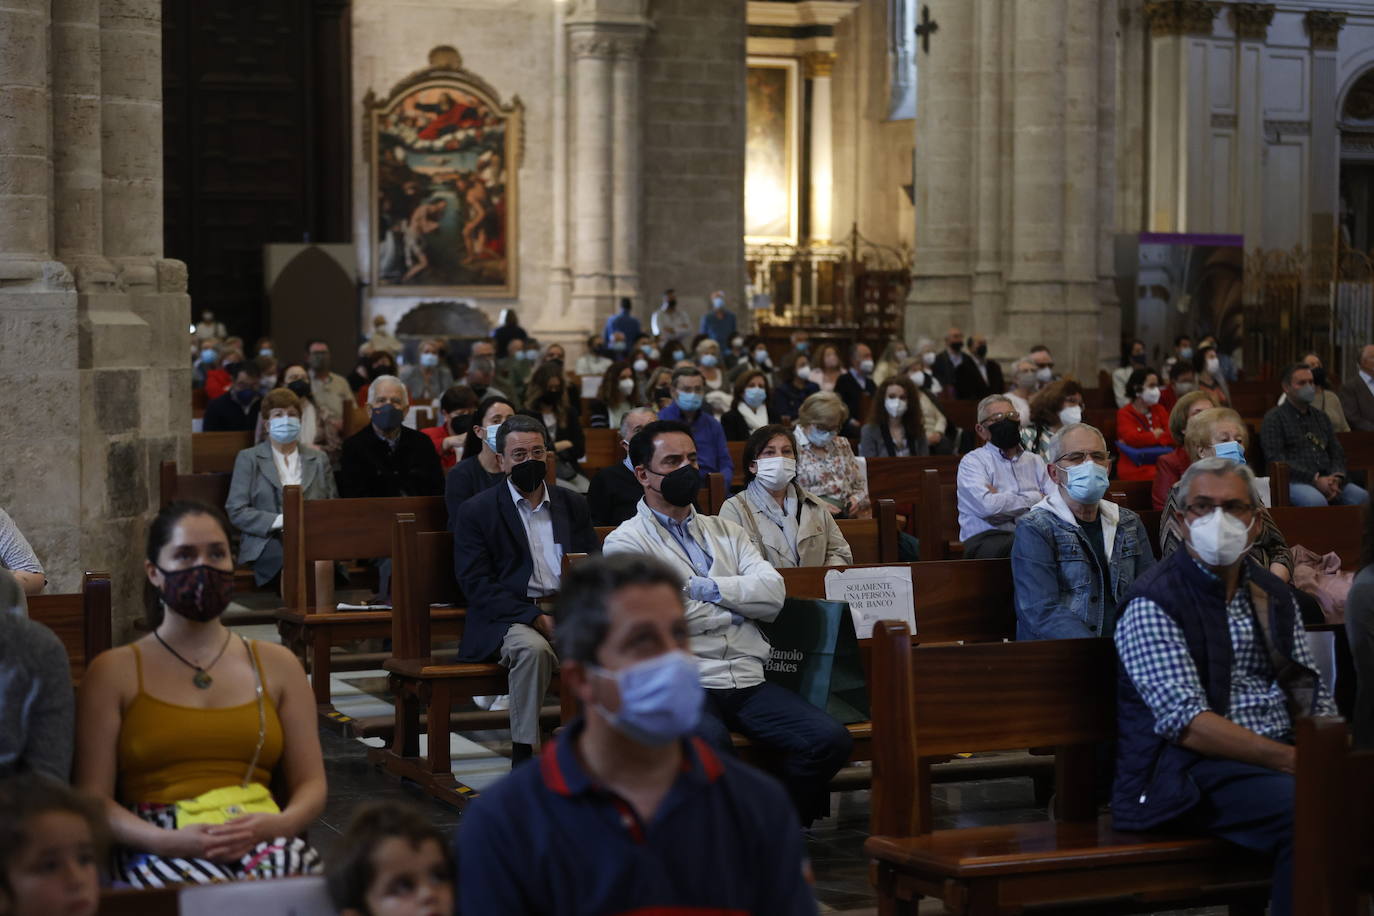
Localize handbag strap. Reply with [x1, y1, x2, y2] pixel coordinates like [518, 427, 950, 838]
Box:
[240, 635, 268, 788]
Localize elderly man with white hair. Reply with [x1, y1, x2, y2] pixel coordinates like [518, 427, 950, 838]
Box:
[1113, 457, 1336, 916]
[1011, 423, 1156, 640]
[338, 374, 444, 500]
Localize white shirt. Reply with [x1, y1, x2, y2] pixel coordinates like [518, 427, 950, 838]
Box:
[956, 442, 1054, 542]
[508, 481, 561, 598]
[271, 445, 302, 486]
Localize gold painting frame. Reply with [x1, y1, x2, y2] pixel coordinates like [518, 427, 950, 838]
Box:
[745, 56, 800, 245]
[363, 45, 524, 298]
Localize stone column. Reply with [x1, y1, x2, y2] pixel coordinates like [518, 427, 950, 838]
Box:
[1233, 4, 1275, 248]
[547, 0, 573, 315]
[0, 0, 53, 266]
[567, 26, 616, 328]
[611, 32, 648, 299]
[1306, 10, 1346, 254]
[805, 52, 836, 244]
[100, 0, 163, 268]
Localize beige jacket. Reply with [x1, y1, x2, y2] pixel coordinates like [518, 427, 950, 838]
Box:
[719, 482, 853, 569]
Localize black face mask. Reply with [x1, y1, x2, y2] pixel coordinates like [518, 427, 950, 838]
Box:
[1311, 366, 1328, 388]
[654, 385, 671, 401]
[542, 390, 562, 405]
[987, 419, 1021, 450]
[949, 341, 964, 352]
[973, 344, 988, 359]
[373, 364, 395, 376]
[509, 458, 546, 493]
[651, 465, 699, 507]
[286, 380, 311, 400]
[449, 412, 473, 435]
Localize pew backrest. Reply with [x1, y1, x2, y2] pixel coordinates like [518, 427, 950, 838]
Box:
[835, 498, 899, 563]
[191, 430, 253, 473]
[28, 572, 112, 682]
[865, 455, 960, 503]
[869, 622, 1115, 835]
[281, 486, 447, 610]
[390, 514, 462, 660]
[1294, 716, 1374, 915]
[159, 460, 232, 510]
[581, 427, 620, 476]
[1268, 505, 1366, 570]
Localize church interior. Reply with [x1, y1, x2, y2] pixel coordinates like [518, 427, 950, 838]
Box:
[2, 0, 1374, 913]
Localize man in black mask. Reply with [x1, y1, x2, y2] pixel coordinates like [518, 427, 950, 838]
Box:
[452, 414, 599, 766]
[338, 375, 444, 499]
[953, 333, 1004, 402]
[955, 394, 1054, 559]
[603, 421, 851, 826]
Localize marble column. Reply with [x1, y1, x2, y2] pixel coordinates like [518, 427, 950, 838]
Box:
[805, 52, 835, 244]
[548, 0, 573, 315]
[568, 26, 616, 326]
[611, 33, 647, 299]
[1306, 10, 1346, 254]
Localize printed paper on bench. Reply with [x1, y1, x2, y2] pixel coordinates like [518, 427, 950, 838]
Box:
[823, 566, 915, 639]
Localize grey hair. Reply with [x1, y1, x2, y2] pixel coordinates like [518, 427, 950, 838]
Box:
[553, 553, 685, 664]
[976, 394, 1014, 425]
[495, 414, 551, 454]
[1177, 455, 1264, 511]
[0, 569, 26, 617]
[619, 406, 658, 442]
[1045, 423, 1107, 464]
[367, 374, 408, 407]
[468, 356, 495, 376]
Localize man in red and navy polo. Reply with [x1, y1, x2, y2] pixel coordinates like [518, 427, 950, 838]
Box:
[455, 552, 817, 915]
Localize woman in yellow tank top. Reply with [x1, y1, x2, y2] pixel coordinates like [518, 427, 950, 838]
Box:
[75, 502, 327, 886]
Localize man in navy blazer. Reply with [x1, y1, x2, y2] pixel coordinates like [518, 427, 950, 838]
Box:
[453, 414, 599, 766]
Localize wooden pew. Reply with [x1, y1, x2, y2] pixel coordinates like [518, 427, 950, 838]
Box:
[915, 467, 961, 560]
[1337, 430, 1374, 471]
[190, 430, 253, 473]
[865, 623, 1269, 915]
[1084, 406, 1118, 445]
[1104, 478, 1153, 511]
[28, 572, 112, 683]
[868, 456, 961, 546]
[580, 427, 620, 477]
[1294, 716, 1374, 915]
[373, 514, 558, 806]
[274, 486, 450, 727]
[1270, 460, 1292, 507]
[1268, 505, 1366, 570]
[727, 439, 746, 488]
[838, 498, 899, 563]
[99, 885, 180, 916]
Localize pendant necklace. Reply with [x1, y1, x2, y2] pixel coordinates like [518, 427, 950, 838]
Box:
[154, 628, 232, 689]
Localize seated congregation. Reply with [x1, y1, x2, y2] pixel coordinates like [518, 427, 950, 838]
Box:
[4, 316, 1374, 916]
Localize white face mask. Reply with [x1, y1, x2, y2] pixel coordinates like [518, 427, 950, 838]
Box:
[884, 397, 907, 418]
[859, 359, 875, 374]
[753, 456, 796, 491]
[633, 358, 648, 373]
[1036, 366, 1053, 383]
[618, 378, 636, 396]
[1205, 356, 1221, 374]
[921, 352, 936, 367]
[1140, 386, 1161, 406]
[1187, 507, 1252, 567]
[909, 371, 925, 387]
[795, 366, 812, 381]
[1058, 404, 1083, 427]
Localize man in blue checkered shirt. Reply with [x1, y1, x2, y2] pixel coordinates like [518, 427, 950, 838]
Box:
[1113, 457, 1335, 916]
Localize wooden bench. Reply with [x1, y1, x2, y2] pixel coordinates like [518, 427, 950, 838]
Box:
[915, 467, 961, 560]
[1268, 505, 1366, 570]
[1294, 716, 1373, 915]
[27, 572, 111, 683]
[727, 439, 746, 488]
[580, 426, 620, 477]
[371, 513, 559, 807]
[865, 624, 1269, 915]
[1105, 478, 1154, 511]
[867, 456, 962, 549]
[274, 486, 451, 729]
[1337, 430, 1374, 472]
[190, 429, 253, 473]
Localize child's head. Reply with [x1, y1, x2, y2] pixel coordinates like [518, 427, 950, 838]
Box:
[327, 803, 454, 916]
[0, 775, 103, 916]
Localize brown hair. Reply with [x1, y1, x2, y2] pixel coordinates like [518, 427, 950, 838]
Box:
[596, 360, 636, 408]
[730, 369, 770, 412]
[1028, 378, 1084, 429]
[0, 775, 105, 898]
[1182, 407, 1246, 461]
[326, 802, 453, 914]
[1168, 388, 1221, 445]
[867, 376, 923, 446]
[260, 387, 302, 416]
[741, 424, 795, 483]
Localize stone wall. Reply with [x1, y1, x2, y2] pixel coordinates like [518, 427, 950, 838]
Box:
[638, 0, 747, 326]
[0, 0, 189, 639]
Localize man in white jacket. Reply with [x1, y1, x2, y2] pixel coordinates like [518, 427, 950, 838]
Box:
[604, 420, 853, 825]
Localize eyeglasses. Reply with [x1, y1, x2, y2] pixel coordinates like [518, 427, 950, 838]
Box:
[508, 447, 548, 463]
[1183, 499, 1255, 522]
[979, 410, 1020, 425]
[1054, 450, 1111, 467]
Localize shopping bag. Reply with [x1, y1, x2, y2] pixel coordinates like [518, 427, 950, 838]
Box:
[760, 597, 870, 724]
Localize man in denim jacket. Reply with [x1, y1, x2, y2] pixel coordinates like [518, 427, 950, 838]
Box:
[1012, 423, 1156, 640]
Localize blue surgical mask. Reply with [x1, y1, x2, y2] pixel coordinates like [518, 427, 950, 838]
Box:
[485, 423, 501, 452]
[672, 350, 685, 362]
[796, 341, 810, 353]
[420, 352, 439, 368]
[1179, 346, 1194, 360]
[200, 348, 218, 364]
[676, 391, 703, 412]
[589, 650, 703, 746]
[754, 349, 769, 364]
[610, 339, 627, 351]
[269, 415, 301, 444]
[699, 354, 718, 368]
[1212, 440, 1245, 465]
[806, 427, 834, 448]
[258, 348, 273, 358]
[1062, 462, 1110, 504]
[742, 386, 767, 408]
[711, 296, 725, 309]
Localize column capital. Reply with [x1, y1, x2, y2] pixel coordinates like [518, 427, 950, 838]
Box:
[1304, 10, 1346, 51]
[1142, 0, 1220, 37]
[568, 29, 618, 60]
[803, 51, 835, 79]
[1230, 3, 1275, 42]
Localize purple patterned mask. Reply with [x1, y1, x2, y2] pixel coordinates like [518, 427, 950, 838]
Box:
[156, 564, 234, 622]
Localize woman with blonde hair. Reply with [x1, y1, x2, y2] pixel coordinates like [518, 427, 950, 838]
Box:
[795, 392, 870, 518]
[1150, 388, 1220, 509]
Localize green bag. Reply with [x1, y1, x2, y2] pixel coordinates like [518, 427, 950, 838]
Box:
[759, 597, 870, 724]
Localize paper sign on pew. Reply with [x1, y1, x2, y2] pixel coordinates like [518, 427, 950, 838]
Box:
[823, 566, 915, 639]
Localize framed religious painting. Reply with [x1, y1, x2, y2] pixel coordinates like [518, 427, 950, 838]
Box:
[745, 57, 800, 245]
[364, 45, 523, 297]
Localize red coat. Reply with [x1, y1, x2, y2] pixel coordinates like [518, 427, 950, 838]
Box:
[1115, 403, 1174, 481]
[204, 368, 232, 400]
[422, 425, 459, 471]
[1152, 447, 1191, 509]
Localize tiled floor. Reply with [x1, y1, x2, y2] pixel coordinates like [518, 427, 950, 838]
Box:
[231, 595, 1232, 916]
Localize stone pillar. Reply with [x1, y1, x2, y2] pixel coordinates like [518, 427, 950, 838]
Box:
[568, 27, 616, 328]
[611, 33, 647, 299]
[0, 0, 53, 265]
[1233, 4, 1275, 248]
[100, 0, 163, 265]
[547, 0, 573, 315]
[805, 52, 836, 244]
[1306, 11, 1346, 255]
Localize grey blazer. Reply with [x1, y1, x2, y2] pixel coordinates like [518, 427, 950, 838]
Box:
[1339, 377, 1374, 432]
[226, 441, 337, 576]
